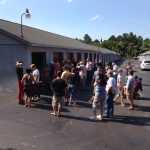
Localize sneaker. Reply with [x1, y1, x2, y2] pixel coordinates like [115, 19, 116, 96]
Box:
[32, 96, 40, 102]
[121, 103, 125, 107]
[50, 112, 57, 116]
[96, 115, 103, 120]
[128, 106, 134, 110]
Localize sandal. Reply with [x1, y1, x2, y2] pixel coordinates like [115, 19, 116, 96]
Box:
[50, 112, 57, 116]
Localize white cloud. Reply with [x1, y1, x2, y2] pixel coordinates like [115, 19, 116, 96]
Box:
[0, 0, 7, 5]
[89, 14, 104, 22]
[67, 0, 73, 3]
[89, 15, 100, 22]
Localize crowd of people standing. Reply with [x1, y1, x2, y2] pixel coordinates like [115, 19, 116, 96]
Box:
[16, 59, 143, 120]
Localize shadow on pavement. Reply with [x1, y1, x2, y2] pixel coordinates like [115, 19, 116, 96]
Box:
[0, 148, 17, 150]
[138, 97, 150, 101]
[135, 105, 150, 112]
[109, 115, 150, 126]
[75, 101, 91, 108]
[32, 103, 70, 113]
[61, 114, 105, 123]
[143, 84, 150, 87]
[31, 97, 92, 109]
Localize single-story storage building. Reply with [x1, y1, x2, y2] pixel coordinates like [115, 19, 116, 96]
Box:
[0, 19, 120, 75]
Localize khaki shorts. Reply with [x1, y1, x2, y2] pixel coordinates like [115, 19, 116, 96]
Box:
[52, 96, 63, 107]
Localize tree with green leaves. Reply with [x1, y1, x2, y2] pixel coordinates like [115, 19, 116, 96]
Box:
[83, 34, 92, 44]
[76, 32, 150, 58]
[101, 32, 144, 57]
[93, 39, 100, 46]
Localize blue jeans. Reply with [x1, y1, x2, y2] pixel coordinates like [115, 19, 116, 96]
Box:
[68, 84, 76, 99]
[105, 94, 115, 117]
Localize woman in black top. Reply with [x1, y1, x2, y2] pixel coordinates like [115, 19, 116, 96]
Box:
[22, 68, 34, 108]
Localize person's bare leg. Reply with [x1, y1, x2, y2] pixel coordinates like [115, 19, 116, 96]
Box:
[97, 98, 103, 121]
[92, 100, 97, 120]
[51, 104, 57, 116]
[64, 96, 69, 105]
[128, 95, 134, 110]
[25, 96, 28, 107]
[114, 94, 120, 103]
[28, 97, 32, 108]
[50, 97, 57, 116]
[69, 96, 72, 105]
[120, 94, 125, 107]
[130, 94, 134, 109]
[126, 90, 130, 105]
[57, 103, 62, 117]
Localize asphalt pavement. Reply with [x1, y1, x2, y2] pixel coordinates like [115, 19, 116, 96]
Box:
[0, 60, 150, 150]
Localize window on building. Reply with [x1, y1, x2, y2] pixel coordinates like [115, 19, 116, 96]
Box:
[53, 52, 64, 63]
[77, 53, 81, 62]
[102, 55, 105, 65]
[94, 53, 97, 60]
[32, 52, 46, 70]
[99, 54, 102, 63]
[67, 53, 74, 61]
[84, 53, 88, 61]
[89, 53, 92, 61]
[97, 54, 99, 62]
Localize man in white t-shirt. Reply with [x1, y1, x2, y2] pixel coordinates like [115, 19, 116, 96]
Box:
[105, 70, 116, 118]
[31, 64, 40, 100]
[115, 69, 126, 106]
[78, 61, 87, 89]
[126, 70, 134, 110]
[31, 64, 40, 83]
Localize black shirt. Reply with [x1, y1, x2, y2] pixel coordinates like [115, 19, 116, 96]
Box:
[49, 63, 55, 79]
[96, 73, 107, 87]
[16, 67, 23, 80]
[52, 78, 67, 97]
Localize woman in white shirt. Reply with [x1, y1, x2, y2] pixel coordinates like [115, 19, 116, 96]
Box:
[105, 71, 116, 118]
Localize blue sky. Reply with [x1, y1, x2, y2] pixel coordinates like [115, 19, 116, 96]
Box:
[0, 0, 150, 40]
